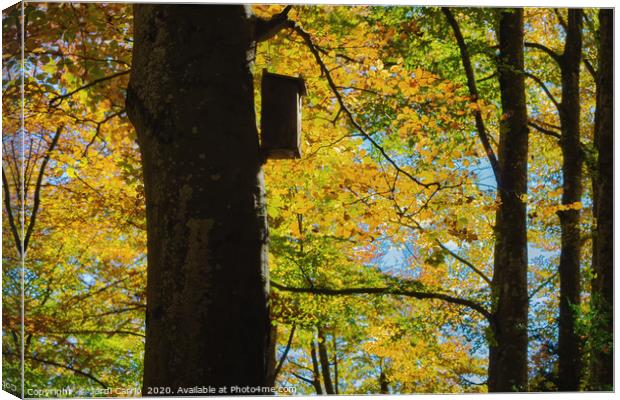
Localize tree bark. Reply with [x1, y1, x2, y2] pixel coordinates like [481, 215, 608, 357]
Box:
[126, 4, 270, 392]
[488, 8, 529, 392]
[589, 8, 613, 391]
[557, 9, 584, 391]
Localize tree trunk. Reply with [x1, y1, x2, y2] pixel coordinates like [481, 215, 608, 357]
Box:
[310, 340, 324, 394]
[126, 4, 270, 392]
[379, 371, 389, 394]
[488, 8, 529, 392]
[557, 9, 584, 391]
[317, 328, 335, 394]
[333, 334, 339, 394]
[589, 8, 613, 391]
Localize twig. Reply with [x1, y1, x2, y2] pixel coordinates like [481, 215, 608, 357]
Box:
[82, 110, 125, 157]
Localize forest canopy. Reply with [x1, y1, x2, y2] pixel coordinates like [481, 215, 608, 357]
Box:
[1, 2, 613, 396]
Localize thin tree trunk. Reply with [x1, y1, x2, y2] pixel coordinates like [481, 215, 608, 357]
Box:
[126, 4, 270, 391]
[557, 9, 584, 391]
[317, 328, 335, 394]
[333, 334, 339, 394]
[589, 8, 613, 391]
[488, 8, 530, 392]
[310, 340, 324, 394]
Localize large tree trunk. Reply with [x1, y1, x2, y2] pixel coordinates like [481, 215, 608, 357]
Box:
[557, 9, 584, 391]
[126, 4, 270, 392]
[488, 8, 529, 392]
[589, 8, 613, 391]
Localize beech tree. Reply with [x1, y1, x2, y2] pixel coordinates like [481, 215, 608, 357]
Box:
[124, 4, 288, 390]
[486, 8, 530, 392]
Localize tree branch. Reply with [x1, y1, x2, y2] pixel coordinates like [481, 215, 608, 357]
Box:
[23, 126, 62, 253]
[4, 351, 107, 388]
[435, 240, 492, 285]
[394, 214, 490, 285]
[528, 121, 561, 140]
[49, 70, 130, 107]
[529, 272, 559, 299]
[554, 8, 568, 31]
[30, 355, 108, 388]
[46, 329, 145, 338]
[442, 8, 501, 185]
[82, 109, 125, 157]
[525, 72, 561, 112]
[270, 280, 492, 322]
[272, 324, 296, 383]
[525, 41, 563, 65]
[2, 169, 22, 255]
[477, 72, 497, 83]
[292, 372, 316, 385]
[583, 58, 597, 82]
[254, 5, 294, 42]
[293, 24, 439, 189]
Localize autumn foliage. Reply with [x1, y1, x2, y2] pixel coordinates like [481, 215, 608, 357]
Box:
[2, 3, 612, 395]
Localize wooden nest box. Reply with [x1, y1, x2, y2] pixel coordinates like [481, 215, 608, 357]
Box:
[260, 70, 306, 159]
